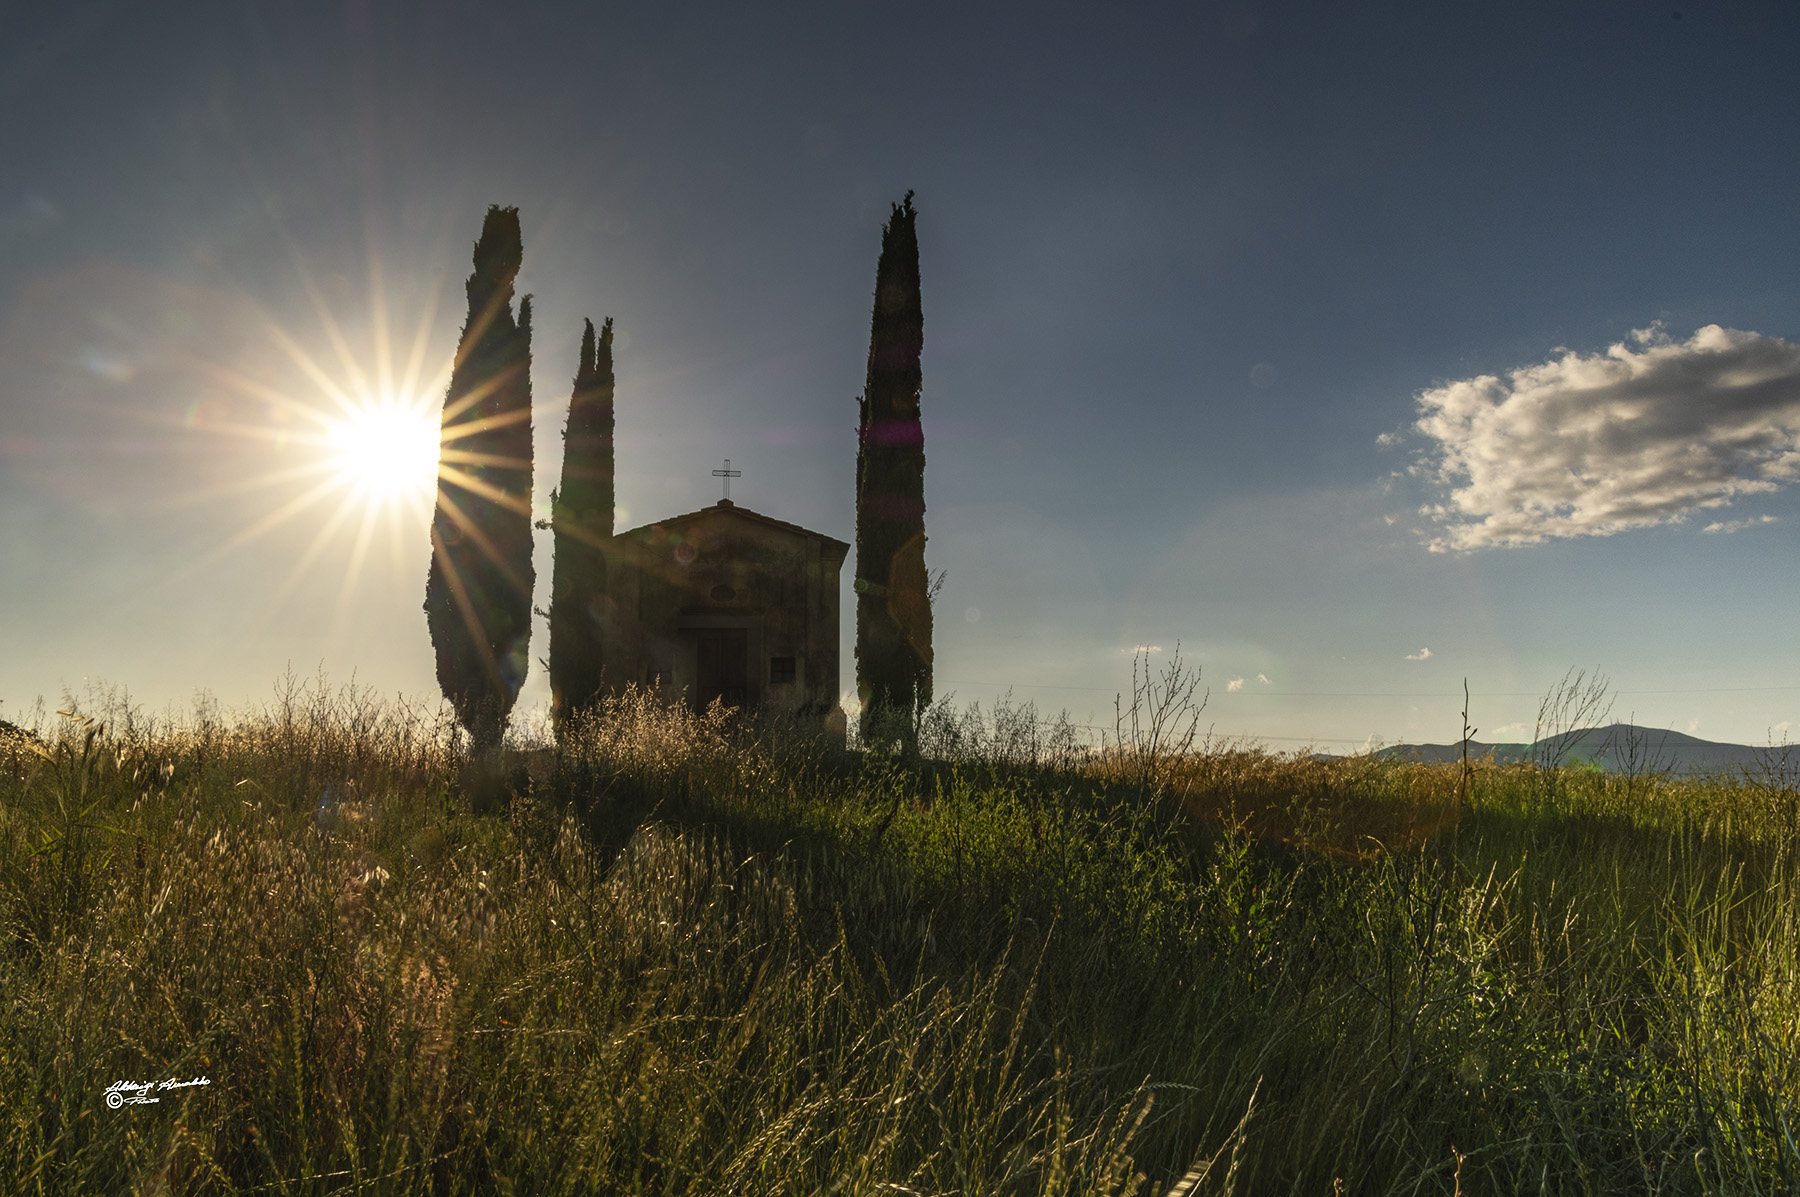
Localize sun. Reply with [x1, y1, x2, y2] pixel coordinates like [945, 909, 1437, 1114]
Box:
[149, 258, 469, 639]
[324, 393, 442, 507]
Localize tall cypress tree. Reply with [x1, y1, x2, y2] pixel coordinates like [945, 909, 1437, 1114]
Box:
[546, 316, 615, 725]
[424, 205, 535, 750]
[854, 192, 931, 746]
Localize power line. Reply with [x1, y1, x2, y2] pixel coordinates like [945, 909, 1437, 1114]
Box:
[925, 677, 1797, 748]
[938, 678, 1800, 700]
[925, 712, 1384, 747]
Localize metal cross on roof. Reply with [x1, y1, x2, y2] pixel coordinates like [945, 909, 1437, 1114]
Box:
[711, 458, 742, 501]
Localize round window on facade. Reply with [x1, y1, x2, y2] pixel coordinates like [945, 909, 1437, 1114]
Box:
[709, 584, 736, 602]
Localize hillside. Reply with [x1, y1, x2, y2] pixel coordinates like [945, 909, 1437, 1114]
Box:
[1368, 722, 1791, 777]
[8, 687, 1800, 1192]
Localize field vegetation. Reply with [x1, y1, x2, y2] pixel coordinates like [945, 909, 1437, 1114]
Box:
[3, 661, 1800, 1195]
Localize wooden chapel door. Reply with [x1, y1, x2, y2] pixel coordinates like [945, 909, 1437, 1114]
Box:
[694, 628, 748, 712]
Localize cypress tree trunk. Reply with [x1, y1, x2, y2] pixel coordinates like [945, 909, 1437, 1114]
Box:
[547, 316, 615, 726]
[854, 192, 931, 747]
[423, 205, 535, 751]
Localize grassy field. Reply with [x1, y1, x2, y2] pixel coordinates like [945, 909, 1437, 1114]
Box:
[4, 673, 1800, 1195]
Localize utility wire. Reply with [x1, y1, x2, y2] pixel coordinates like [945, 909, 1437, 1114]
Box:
[927, 678, 1797, 749]
[924, 705, 1438, 747]
[939, 678, 1800, 699]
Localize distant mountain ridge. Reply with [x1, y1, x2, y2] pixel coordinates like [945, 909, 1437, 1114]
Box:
[1366, 723, 1793, 778]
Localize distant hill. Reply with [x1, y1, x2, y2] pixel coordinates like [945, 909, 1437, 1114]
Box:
[1364, 724, 1795, 778]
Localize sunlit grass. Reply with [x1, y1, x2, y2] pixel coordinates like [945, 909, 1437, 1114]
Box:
[3, 678, 1800, 1193]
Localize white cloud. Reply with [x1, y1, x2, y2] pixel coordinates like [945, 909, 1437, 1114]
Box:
[1405, 647, 1431, 660]
[1256, 673, 1271, 685]
[1405, 325, 1800, 550]
[1227, 676, 1245, 692]
[1124, 644, 1163, 654]
[1701, 515, 1778, 534]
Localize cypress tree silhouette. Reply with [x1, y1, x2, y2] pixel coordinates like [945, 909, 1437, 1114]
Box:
[854, 192, 931, 747]
[546, 316, 615, 725]
[423, 205, 535, 750]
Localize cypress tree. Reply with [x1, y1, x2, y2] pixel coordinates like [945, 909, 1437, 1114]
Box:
[854, 192, 931, 746]
[423, 204, 535, 750]
[546, 316, 615, 725]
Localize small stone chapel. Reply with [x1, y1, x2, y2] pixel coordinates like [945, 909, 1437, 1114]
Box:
[599, 467, 849, 721]
[556, 193, 924, 732]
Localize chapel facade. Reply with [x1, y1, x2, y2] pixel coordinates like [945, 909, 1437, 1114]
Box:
[599, 498, 849, 722]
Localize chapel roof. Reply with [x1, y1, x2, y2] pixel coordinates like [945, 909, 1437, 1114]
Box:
[618, 499, 850, 555]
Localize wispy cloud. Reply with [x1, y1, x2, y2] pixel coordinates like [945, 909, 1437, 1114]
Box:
[1125, 644, 1163, 654]
[1256, 673, 1271, 685]
[1405, 647, 1431, 661]
[1702, 514, 1778, 534]
[1227, 676, 1245, 692]
[1404, 325, 1800, 550]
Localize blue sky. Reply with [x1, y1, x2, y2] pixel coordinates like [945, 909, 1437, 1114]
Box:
[4, 1, 1799, 749]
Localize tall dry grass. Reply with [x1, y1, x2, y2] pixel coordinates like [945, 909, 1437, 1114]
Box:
[2, 674, 1799, 1193]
